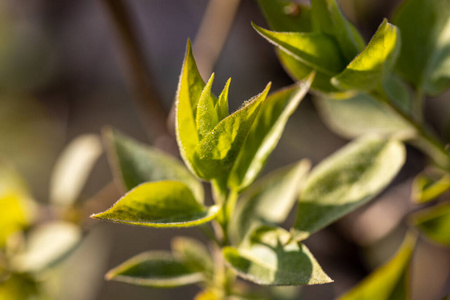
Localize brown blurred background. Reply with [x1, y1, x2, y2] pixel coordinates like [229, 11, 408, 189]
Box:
[1, 0, 449, 299]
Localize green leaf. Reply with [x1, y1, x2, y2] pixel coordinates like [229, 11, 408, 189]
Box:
[331, 19, 400, 92]
[257, 0, 312, 32]
[49, 134, 102, 207]
[311, 0, 365, 61]
[277, 51, 344, 94]
[171, 237, 213, 276]
[338, 233, 417, 300]
[196, 73, 220, 140]
[256, 1, 348, 95]
[192, 84, 271, 181]
[411, 202, 450, 246]
[223, 226, 332, 286]
[231, 160, 311, 244]
[176, 39, 205, 174]
[91, 181, 219, 227]
[0, 159, 35, 247]
[293, 136, 406, 241]
[253, 23, 345, 76]
[12, 221, 82, 272]
[412, 170, 450, 203]
[194, 289, 222, 300]
[0, 274, 42, 300]
[228, 76, 313, 191]
[315, 92, 412, 139]
[104, 129, 203, 202]
[393, 0, 450, 95]
[106, 251, 204, 288]
[216, 78, 230, 121]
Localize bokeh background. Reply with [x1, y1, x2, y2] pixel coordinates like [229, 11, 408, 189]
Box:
[1, 0, 449, 299]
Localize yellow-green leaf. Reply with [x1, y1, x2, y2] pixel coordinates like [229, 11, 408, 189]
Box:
[339, 233, 417, 300]
[223, 226, 332, 286]
[311, 0, 365, 61]
[0, 159, 35, 247]
[412, 170, 450, 204]
[293, 136, 405, 241]
[231, 160, 311, 244]
[393, 0, 450, 95]
[91, 181, 219, 227]
[332, 20, 400, 92]
[106, 251, 204, 288]
[277, 50, 343, 94]
[192, 84, 271, 181]
[216, 78, 230, 121]
[257, 0, 312, 32]
[104, 129, 203, 202]
[171, 237, 213, 276]
[196, 73, 220, 140]
[253, 23, 345, 76]
[411, 202, 450, 246]
[176, 40, 205, 174]
[228, 76, 312, 191]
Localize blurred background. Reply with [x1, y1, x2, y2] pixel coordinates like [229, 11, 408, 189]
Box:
[1, 0, 449, 299]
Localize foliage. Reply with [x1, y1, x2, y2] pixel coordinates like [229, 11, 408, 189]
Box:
[2, 0, 448, 299]
[86, 0, 450, 298]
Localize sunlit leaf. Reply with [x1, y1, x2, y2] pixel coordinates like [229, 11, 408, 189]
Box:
[411, 202, 450, 246]
[216, 78, 230, 121]
[412, 170, 450, 203]
[293, 136, 405, 241]
[311, 0, 365, 61]
[91, 181, 219, 227]
[192, 84, 271, 181]
[315, 92, 412, 139]
[0, 159, 35, 247]
[339, 233, 417, 300]
[176, 39, 205, 174]
[393, 0, 450, 95]
[332, 20, 400, 92]
[50, 134, 102, 207]
[104, 129, 203, 202]
[106, 251, 204, 288]
[224, 226, 332, 286]
[277, 51, 343, 94]
[0, 273, 42, 300]
[194, 289, 219, 300]
[12, 221, 82, 272]
[228, 76, 312, 191]
[256, 1, 346, 95]
[196, 74, 220, 140]
[231, 160, 311, 244]
[171, 237, 213, 276]
[257, 0, 312, 32]
[253, 23, 345, 76]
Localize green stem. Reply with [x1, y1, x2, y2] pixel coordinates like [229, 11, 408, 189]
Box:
[373, 90, 450, 170]
[412, 88, 425, 124]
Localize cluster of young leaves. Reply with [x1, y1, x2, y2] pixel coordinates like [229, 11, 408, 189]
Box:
[89, 33, 417, 298]
[0, 135, 104, 300]
[255, 0, 450, 298]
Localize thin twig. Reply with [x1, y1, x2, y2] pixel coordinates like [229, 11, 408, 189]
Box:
[101, 0, 169, 141]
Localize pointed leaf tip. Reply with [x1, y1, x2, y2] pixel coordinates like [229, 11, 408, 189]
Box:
[90, 181, 219, 228]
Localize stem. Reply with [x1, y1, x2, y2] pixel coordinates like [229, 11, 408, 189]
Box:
[373, 90, 450, 170]
[221, 190, 238, 246]
[101, 0, 169, 141]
